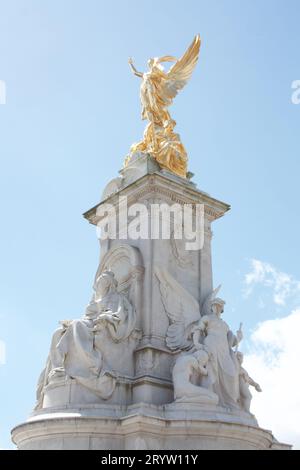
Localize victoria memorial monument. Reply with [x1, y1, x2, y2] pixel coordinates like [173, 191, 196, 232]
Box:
[11, 36, 291, 450]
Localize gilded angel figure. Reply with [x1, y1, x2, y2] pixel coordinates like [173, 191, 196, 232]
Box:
[127, 35, 201, 178]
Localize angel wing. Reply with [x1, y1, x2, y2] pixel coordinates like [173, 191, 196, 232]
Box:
[201, 285, 221, 317]
[161, 35, 201, 104]
[155, 267, 200, 350]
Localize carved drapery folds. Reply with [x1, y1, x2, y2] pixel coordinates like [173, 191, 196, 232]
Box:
[155, 266, 261, 413]
[35, 245, 144, 410]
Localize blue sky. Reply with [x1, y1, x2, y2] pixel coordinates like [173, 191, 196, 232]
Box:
[0, 0, 299, 449]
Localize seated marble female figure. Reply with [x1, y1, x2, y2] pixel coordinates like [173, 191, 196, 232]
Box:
[35, 270, 136, 408]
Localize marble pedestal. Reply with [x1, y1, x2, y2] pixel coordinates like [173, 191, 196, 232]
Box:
[11, 154, 292, 450]
[12, 404, 291, 450]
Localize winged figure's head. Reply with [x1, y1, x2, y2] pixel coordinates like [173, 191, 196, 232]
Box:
[148, 55, 177, 72]
[211, 297, 225, 317]
[147, 58, 155, 69]
[202, 285, 225, 317]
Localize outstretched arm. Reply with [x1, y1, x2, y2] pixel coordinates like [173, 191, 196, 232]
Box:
[242, 368, 262, 392]
[247, 374, 262, 392]
[128, 57, 143, 78]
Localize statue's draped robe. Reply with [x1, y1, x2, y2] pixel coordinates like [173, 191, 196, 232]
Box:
[202, 315, 240, 408]
[43, 292, 136, 400]
[140, 69, 170, 124]
[56, 317, 114, 398]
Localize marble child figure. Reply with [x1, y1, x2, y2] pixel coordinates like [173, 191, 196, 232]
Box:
[236, 351, 262, 412]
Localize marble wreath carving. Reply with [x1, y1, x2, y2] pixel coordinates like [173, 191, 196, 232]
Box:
[35, 271, 136, 409]
[155, 268, 261, 411]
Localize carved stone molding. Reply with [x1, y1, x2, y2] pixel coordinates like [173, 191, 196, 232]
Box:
[84, 173, 230, 226]
[95, 244, 144, 324]
[96, 244, 144, 289]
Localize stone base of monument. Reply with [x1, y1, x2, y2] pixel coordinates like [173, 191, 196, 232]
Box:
[11, 403, 291, 450]
[11, 155, 292, 451]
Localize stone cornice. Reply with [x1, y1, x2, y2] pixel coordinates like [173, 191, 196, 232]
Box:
[83, 172, 230, 226]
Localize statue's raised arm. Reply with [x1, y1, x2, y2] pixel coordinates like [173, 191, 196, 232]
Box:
[128, 57, 143, 78]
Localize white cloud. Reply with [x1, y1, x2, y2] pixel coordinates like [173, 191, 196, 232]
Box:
[244, 259, 300, 306]
[244, 308, 300, 449]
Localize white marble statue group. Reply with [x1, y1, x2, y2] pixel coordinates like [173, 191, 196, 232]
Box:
[35, 270, 137, 409]
[155, 268, 262, 412]
[36, 265, 261, 415]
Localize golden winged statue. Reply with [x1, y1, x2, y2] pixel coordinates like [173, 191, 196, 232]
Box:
[126, 35, 201, 178]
